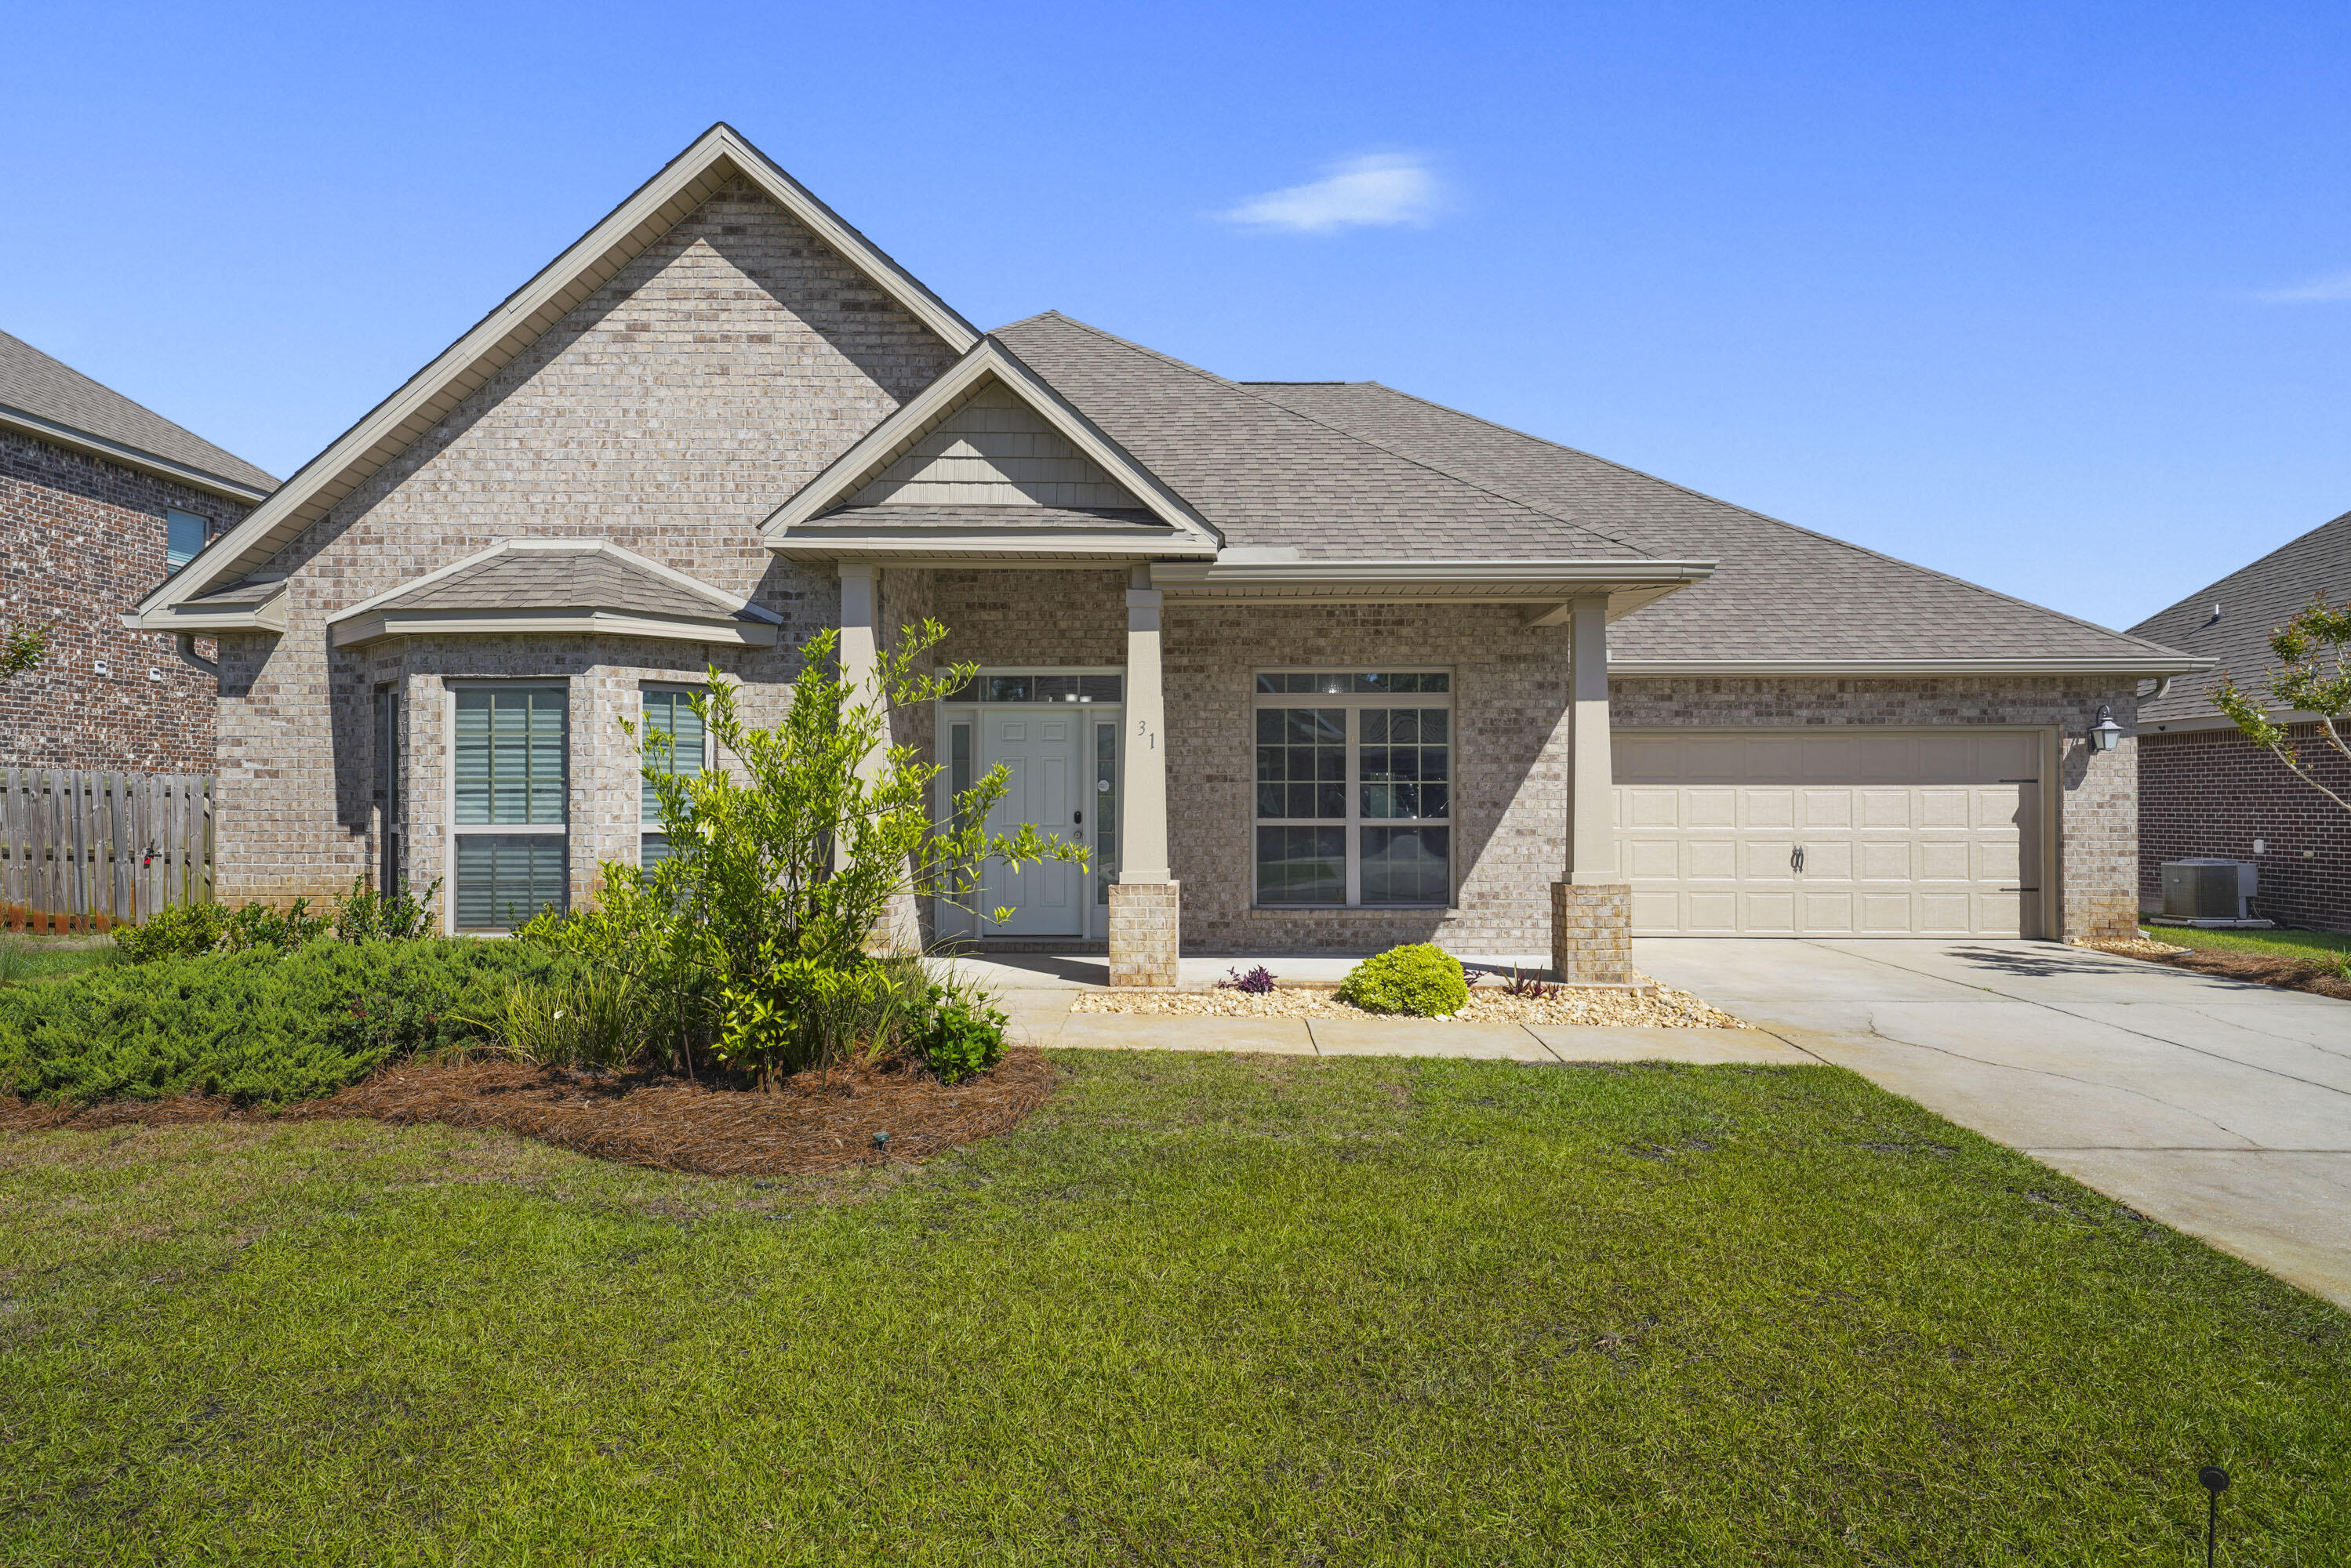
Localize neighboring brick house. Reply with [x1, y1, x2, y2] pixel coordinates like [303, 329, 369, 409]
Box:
[130, 125, 2200, 982]
[2129, 510, 2351, 931]
[2, 330, 277, 772]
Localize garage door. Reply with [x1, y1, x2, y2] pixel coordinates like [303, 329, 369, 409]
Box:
[1615, 731, 2044, 938]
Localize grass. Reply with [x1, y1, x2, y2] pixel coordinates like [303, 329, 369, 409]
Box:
[0, 935, 118, 988]
[2, 1051, 2345, 1563]
[2142, 923, 2351, 963]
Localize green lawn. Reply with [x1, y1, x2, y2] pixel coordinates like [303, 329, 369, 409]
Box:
[2, 1052, 2344, 1564]
[2144, 923, 2351, 963]
[0, 935, 120, 986]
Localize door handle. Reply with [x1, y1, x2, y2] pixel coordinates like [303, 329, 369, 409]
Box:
[1790, 845, 1804, 873]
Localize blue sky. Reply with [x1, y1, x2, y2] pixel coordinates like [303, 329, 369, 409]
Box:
[4, 0, 2346, 632]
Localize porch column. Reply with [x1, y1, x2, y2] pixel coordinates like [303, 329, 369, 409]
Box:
[1552, 593, 1633, 984]
[1108, 566, 1179, 986]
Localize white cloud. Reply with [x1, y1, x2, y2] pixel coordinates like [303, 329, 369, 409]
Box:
[2259, 269, 2351, 303]
[1219, 154, 1444, 234]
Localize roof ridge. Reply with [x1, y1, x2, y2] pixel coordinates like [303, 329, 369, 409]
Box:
[1030, 316, 1652, 560]
[1319, 379, 2182, 657]
[2126, 506, 2351, 635]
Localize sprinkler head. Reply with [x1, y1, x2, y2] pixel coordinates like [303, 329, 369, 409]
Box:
[872, 1131, 890, 1149]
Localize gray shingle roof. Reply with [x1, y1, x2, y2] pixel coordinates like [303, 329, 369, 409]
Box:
[2127, 509, 2351, 724]
[1235, 377, 2186, 664]
[0, 329, 277, 495]
[377, 544, 754, 622]
[987, 314, 1652, 562]
[805, 504, 1173, 535]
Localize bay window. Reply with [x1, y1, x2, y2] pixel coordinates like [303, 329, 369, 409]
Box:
[451, 685, 568, 930]
[1253, 671, 1452, 907]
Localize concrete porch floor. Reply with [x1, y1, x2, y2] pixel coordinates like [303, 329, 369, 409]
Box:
[948, 938, 2351, 1311]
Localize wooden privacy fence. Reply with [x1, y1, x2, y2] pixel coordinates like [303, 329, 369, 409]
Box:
[0, 770, 214, 935]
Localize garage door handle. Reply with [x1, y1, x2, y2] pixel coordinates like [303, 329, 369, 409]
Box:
[1790, 845, 1804, 873]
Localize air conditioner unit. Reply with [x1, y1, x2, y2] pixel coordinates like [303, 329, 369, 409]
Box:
[2160, 859, 2258, 921]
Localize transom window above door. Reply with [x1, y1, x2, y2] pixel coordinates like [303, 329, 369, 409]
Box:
[942, 672, 1125, 703]
[1253, 671, 1453, 908]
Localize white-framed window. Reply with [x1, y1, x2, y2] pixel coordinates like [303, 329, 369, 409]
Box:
[638, 684, 708, 867]
[165, 508, 213, 572]
[1253, 670, 1453, 908]
[449, 684, 569, 931]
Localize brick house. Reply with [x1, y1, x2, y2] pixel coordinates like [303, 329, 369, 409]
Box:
[129, 125, 2201, 981]
[2, 330, 277, 772]
[2129, 510, 2351, 931]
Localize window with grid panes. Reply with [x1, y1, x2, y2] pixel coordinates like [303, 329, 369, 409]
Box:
[452, 687, 568, 929]
[1252, 672, 1452, 906]
[638, 687, 706, 868]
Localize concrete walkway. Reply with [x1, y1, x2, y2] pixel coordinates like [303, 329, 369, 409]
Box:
[968, 938, 2351, 1310]
[1638, 938, 2351, 1311]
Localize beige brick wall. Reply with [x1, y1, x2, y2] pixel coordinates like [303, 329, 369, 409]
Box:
[213, 178, 957, 909]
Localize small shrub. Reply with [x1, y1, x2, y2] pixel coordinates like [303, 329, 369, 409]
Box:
[1500, 967, 1557, 1000]
[333, 877, 442, 943]
[222, 898, 331, 953]
[917, 977, 1008, 1084]
[1337, 944, 1470, 1018]
[113, 902, 226, 963]
[1218, 965, 1278, 995]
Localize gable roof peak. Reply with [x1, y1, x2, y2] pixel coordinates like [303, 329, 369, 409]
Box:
[133, 122, 978, 622]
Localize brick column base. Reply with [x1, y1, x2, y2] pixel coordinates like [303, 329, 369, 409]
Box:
[1551, 881, 1633, 985]
[1108, 880, 1181, 988]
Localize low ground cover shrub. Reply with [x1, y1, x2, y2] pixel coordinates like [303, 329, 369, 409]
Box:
[0, 939, 581, 1105]
[1337, 943, 1470, 1017]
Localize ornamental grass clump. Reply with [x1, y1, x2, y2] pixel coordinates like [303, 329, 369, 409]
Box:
[1336, 943, 1470, 1017]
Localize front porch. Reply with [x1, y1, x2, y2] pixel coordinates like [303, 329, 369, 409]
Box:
[834, 559, 1696, 986]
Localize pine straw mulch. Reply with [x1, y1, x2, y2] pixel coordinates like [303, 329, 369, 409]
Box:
[0, 1048, 1058, 1178]
[2079, 938, 2351, 1001]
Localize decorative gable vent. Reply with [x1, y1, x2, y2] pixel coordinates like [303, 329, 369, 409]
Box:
[846, 380, 1143, 511]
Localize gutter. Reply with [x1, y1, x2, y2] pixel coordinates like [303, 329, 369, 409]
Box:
[0, 405, 273, 505]
[1608, 655, 2216, 678]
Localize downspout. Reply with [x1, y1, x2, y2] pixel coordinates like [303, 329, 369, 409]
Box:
[175, 633, 219, 679]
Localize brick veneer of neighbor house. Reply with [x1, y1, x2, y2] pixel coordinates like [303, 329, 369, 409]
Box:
[1, 430, 249, 772]
[2139, 724, 2351, 931]
[924, 571, 2144, 949]
[216, 179, 957, 910]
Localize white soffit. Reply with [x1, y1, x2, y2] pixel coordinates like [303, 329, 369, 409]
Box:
[133, 122, 979, 621]
[761, 338, 1220, 551]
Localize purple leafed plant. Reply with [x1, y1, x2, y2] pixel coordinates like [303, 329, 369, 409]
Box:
[1501, 967, 1557, 1000]
[1218, 965, 1279, 995]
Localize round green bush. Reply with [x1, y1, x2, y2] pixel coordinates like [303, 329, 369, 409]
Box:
[1336, 943, 1470, 1017]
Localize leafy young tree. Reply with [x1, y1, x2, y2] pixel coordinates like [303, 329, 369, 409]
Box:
[2, 621, 49, 682]
[2213, 591, 2351, 813]
[525, 619, 1083, 1085]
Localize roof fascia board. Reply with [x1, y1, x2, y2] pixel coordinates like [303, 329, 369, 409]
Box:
[1151, 559, 1715, 592]
[1608, 656, 2218, 677]
[761, 339, 1219, 545]
[1, 406, 272, 504]
[332, 608, 779, 650]
[122, 588, 288, 635]
[140, 123, 976, 616]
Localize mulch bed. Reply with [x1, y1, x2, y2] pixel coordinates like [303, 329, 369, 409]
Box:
[0, 1049, 1057, 1178]
[2113, 944, 2351, 1000]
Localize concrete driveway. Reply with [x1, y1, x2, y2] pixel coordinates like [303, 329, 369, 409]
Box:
[1636, 938, 2351, 1311]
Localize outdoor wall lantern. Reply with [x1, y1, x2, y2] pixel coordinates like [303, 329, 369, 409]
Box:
[2088, 705, 2124, 753]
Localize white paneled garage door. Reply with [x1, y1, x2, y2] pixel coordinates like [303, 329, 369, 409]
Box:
[1615, 731, 2045, 938]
